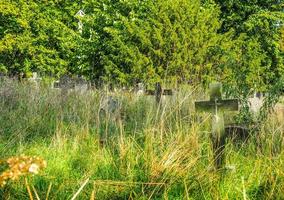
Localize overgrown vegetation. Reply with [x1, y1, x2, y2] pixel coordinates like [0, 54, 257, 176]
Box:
[1, 0, 284, 199]
[1, 80, 284, 199]
[1, 0, 283, 89]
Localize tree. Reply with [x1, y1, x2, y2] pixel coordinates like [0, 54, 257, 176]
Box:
[0, 0, 81, 77]
[214, 0, 284, 90]
[80, 0, 223, 85]
[281, 26, 284, 51]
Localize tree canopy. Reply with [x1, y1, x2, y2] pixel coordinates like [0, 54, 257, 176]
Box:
[0, 0, 283, 90]
[0, 0, 81, 76]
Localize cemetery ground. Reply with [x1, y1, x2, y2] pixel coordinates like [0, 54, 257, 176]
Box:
[1, 80, 284, 199]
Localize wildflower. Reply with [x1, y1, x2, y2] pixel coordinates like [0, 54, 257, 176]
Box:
[29, 164, 39, 174]
[0, 155, 47, 187]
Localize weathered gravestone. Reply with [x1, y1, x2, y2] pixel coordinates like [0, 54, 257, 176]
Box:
[135, 82, 145, 96]
[0, 73, 5, 80]
[26, 72, 41, 88]
[100, 96, 121, 116]
[145, 82, 173, 105]
[99, 95, 122, 147]
[74, 76, 88, 93]
[54, 75, 75, 96]
[248, 92, 264, 116]
[195, 82, 239, 170]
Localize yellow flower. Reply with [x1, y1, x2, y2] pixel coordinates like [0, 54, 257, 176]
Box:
[28, 163, 39, 174]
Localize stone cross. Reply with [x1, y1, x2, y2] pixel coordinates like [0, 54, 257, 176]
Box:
[195, 82, 239, 169]
[145, 82, 173, 104]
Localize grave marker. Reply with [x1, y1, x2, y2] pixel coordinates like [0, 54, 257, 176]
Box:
[0, 73, 5, 82]
[54, 75, 75, 96]
[99, 95, 121, 147]
[195, 82, 239, 169]
[74, 76, 88, 93]
[145, 82, 173, 105]
[136, 83, 145, 96]
[27, 72, 41, 88]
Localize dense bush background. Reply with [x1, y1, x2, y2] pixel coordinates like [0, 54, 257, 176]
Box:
[0, 0, 283, 90]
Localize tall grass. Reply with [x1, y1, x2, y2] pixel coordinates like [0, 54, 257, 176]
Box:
[1, 78, 284, 199]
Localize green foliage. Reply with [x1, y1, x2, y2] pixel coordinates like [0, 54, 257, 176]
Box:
[80, 0, 223, 84]
[214, 0, 282, 32]
[0, 0, 283, 90]
[0, 0, 81, 76]
[281, 27, 284, 51]
[212, 34, 268, 94]
[214, 0, 284, 89]
[207, 0, 284, 125]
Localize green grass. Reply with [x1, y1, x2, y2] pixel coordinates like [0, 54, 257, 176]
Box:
[1, 79, 284, 199]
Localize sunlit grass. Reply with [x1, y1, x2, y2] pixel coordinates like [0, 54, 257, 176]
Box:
[1, 80, 284, 199]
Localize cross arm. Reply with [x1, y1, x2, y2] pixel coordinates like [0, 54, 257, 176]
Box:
[145, 89, 173, 96]
[195, 99, 239, 112]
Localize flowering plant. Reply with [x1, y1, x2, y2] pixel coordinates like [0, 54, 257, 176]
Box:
[0, 155, 47, 187]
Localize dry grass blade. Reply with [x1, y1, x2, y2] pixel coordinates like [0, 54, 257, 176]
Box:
[32, 185, 41, 200]
[71, 178, 90, 200]
[242, 176, 247, 200]
[25, 178, 34, 200]
[93, 180, 165, 186]
[183, 180, 190, 200]
[45, 182, 52, 200]
[90, 181, 96, 200]
[90, 190, 95, 200]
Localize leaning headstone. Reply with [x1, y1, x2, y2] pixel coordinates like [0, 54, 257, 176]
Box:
[195, 82, 239, 170]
